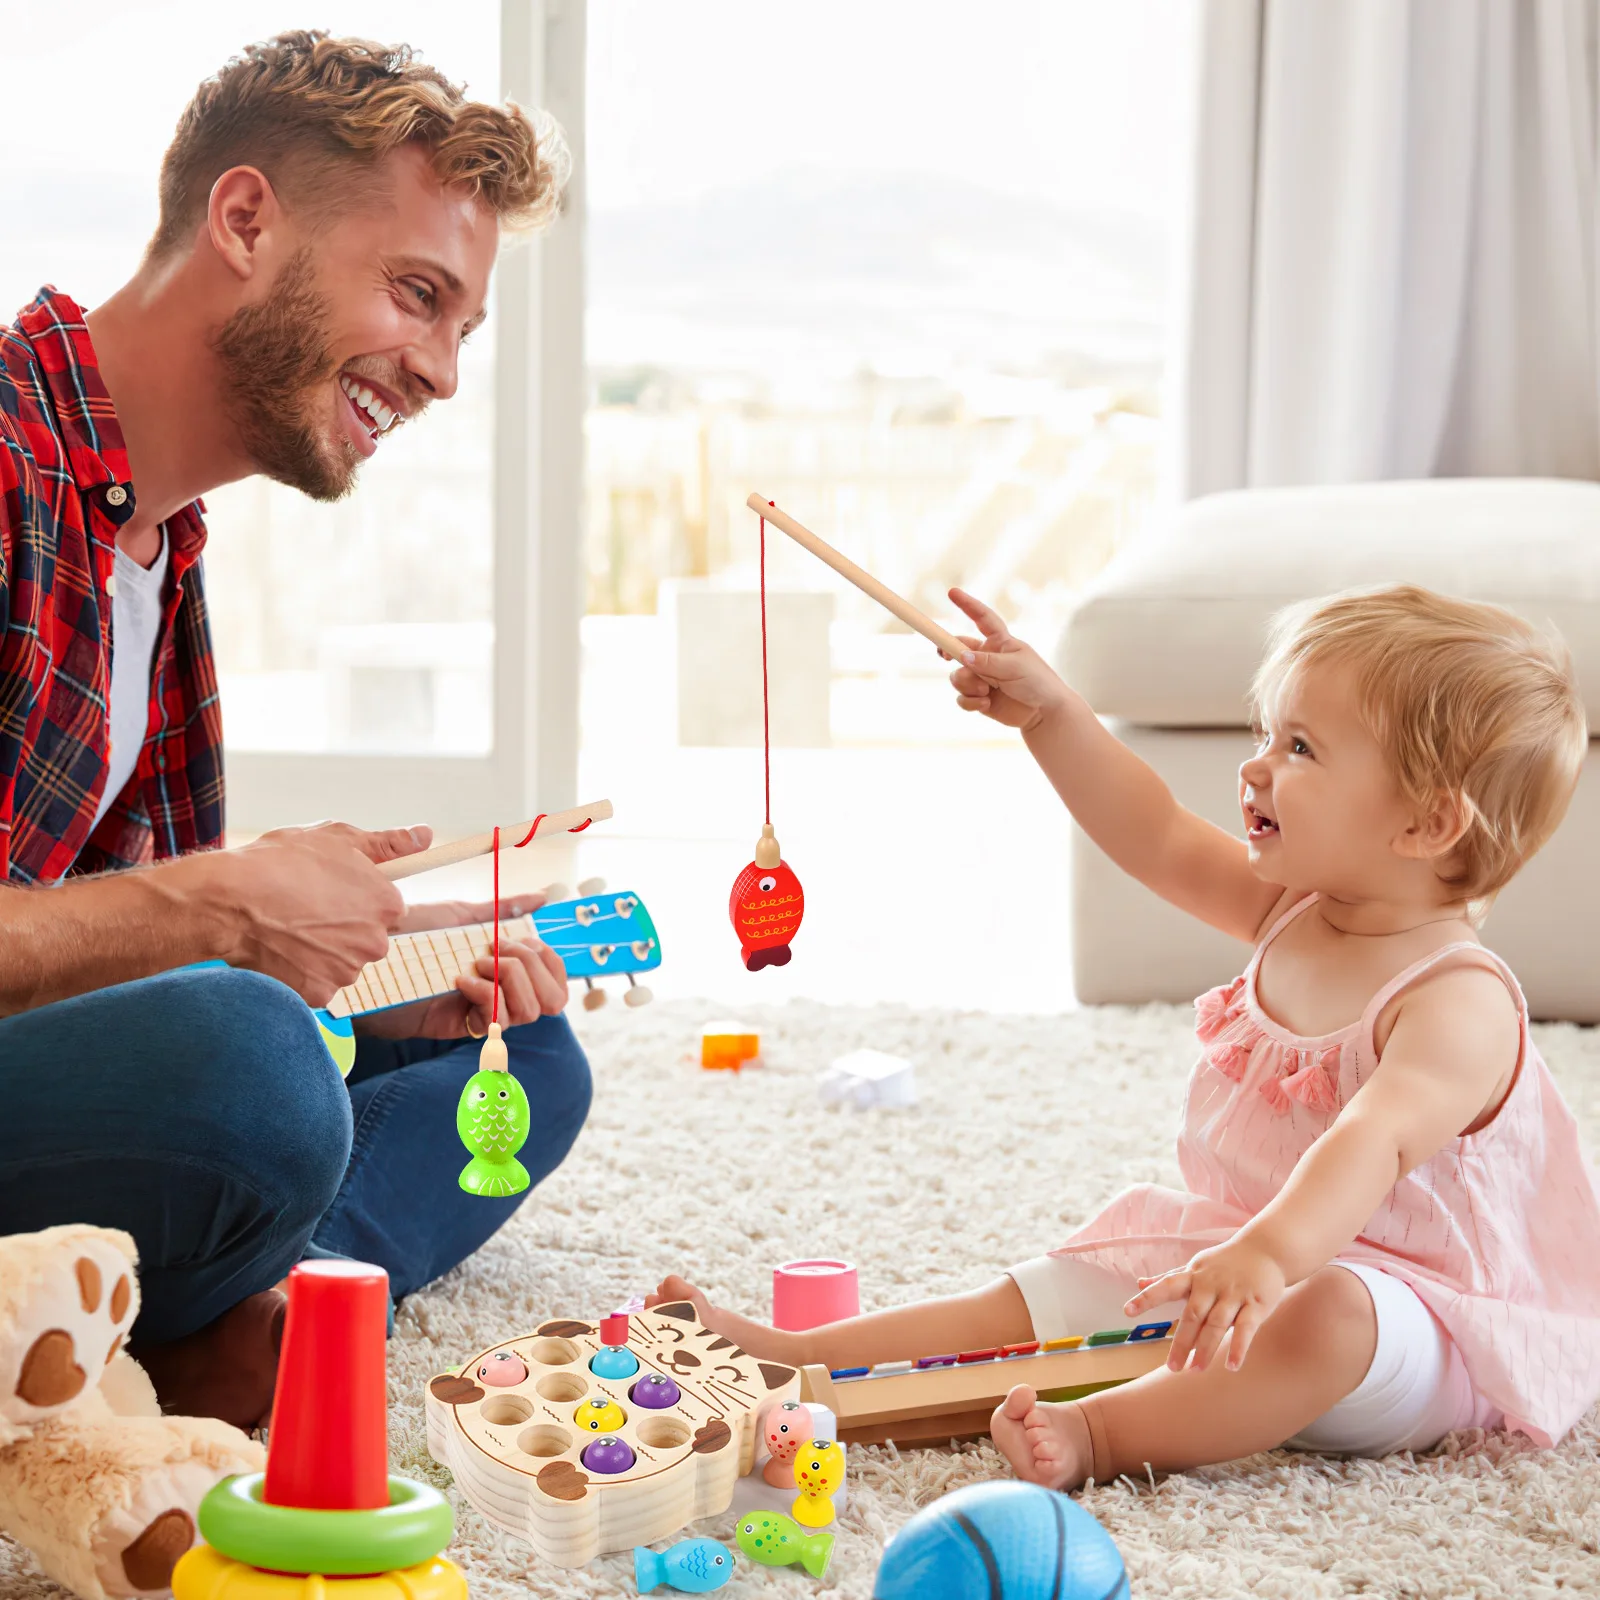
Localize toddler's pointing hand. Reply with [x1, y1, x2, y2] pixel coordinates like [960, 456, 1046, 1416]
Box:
[942, 587, 1072, 732]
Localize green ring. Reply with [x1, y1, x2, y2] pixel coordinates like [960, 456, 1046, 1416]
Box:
[198, 1474, 454, 1576]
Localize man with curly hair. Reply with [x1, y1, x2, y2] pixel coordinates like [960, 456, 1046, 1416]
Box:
[0, 33, 589, 1430]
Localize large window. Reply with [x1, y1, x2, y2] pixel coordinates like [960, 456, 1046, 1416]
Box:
[4, 4, 1191, 1005]
[579, 0, 1191, 1007]
[0, 2, 582, 833]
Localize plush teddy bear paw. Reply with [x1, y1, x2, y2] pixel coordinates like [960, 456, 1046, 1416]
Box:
[0, 1225, 138, 1441]
[92, 1443, 233, 1597]
[92, 1415, 264, 1598]
[101, 1495, 206, 1598]
[0, 1407, 265, 1600]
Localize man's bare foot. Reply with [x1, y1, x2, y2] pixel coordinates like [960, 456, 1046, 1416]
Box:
[130, 1289, 287, 1433]
[647, 1275, 808, 1365]
[990, 1384, 1093, 1491]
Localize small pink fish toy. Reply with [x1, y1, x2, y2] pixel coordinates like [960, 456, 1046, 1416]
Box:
[761, 1399, 814, 1488]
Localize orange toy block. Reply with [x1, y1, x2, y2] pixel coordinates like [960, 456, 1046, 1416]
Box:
[700, 1022, 760, 1071]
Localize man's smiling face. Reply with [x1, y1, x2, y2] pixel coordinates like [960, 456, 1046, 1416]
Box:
[212, 144, 497, 502]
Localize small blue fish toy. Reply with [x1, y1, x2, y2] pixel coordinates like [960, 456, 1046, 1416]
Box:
[634, 1537, 734, 1593]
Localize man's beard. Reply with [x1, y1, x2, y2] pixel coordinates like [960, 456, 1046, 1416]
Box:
[211, 249, 357, 502]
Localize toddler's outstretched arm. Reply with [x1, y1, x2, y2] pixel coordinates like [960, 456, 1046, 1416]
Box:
[947, 588, 1282, 944]
[1126, 967, 1519, 1372]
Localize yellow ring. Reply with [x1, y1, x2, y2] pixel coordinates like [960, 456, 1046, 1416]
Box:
[173, 1545, 466, 1600]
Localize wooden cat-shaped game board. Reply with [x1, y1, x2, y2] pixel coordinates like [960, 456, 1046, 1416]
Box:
[426, 1302, 799, 1568]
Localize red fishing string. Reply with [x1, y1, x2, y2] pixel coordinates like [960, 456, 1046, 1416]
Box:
[487, 812, 596, 1028]
[761, 502, 774, 826]
[515, 814, 593, 848]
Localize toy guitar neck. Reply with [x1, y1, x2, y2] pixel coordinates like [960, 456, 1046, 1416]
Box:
[313, 887, 661, 1076]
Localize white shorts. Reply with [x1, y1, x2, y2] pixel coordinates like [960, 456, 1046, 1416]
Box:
[1007, 1253, 1500, 1458]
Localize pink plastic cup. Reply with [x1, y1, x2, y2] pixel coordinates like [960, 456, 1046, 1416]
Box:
[772, 1259, 860, 1332]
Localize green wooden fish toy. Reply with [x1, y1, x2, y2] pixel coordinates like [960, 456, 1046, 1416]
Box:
[734, 1510, 833, 1579]
[456, 1024, 531, 1195]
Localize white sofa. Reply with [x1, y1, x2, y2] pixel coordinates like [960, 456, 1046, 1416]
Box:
[1058, 480, 1600, 1022]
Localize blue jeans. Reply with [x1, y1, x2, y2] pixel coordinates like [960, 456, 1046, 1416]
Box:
[0, 966, 592, 1343]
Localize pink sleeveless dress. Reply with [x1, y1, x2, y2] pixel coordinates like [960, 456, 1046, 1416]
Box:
[1051, 894, 1600, 1447]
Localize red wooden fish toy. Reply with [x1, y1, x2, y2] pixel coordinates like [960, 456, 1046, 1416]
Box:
[729, 824, 805, 970]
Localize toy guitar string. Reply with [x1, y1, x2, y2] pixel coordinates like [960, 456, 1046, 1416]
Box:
[728, 504, 806, 969]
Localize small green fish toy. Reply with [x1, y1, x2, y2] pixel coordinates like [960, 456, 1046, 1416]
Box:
[735, 1510, 833, 1580]
[456, 1023, 531, 1195]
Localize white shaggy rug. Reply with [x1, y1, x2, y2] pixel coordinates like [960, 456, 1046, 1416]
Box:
[5, 1000, 1600, 1599]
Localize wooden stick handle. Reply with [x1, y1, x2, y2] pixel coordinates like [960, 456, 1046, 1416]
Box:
[379, 799, 613, 882]
[746, 492, 970, 658]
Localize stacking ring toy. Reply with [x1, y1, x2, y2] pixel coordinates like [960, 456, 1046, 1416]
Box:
[199, 1474, 454, 1576]
[174, 1262, 464, 1600]
[175, 1545, 465, 1600]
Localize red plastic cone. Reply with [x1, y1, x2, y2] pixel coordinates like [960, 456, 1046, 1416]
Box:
[264, 1260, 390, 1511]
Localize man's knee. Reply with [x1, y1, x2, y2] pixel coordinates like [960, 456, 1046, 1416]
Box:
[161, 967, 352, 1208]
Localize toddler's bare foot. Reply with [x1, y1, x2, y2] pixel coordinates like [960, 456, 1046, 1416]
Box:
[991, 1384, 1093, 1491]
[647, 1275, 807, 1365]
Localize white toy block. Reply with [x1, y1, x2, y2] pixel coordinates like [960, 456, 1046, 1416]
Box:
[819, 1049, 916, 1110]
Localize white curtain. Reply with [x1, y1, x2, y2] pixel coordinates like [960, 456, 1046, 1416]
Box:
[1177, 0, 1600, 498]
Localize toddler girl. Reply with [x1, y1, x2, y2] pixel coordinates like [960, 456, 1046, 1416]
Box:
[655, 583, 1600, 1489]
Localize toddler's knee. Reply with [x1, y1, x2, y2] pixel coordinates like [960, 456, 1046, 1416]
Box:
[1280, 1266, 1377, 1356]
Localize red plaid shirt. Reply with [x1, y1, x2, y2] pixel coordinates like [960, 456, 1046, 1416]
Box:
[0, 288, 224, 883]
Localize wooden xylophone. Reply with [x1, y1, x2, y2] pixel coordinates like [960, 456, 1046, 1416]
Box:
[798, 1320, 1174, 1446]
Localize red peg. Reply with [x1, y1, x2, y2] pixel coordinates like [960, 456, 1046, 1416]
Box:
[600, 1312, 630, 1345]
[264, 1260, 391, 1512]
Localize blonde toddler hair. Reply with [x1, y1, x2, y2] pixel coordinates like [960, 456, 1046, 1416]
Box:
[1251, 584, 1587, 907]
[151, 30, 568, 258]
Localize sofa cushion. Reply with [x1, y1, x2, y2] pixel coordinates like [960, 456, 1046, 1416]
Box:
[1060, 479, 1600, 727]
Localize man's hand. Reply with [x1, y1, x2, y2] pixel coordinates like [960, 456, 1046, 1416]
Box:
[943, 588, 1073, 732]
[208, 822, 431, 1007]
[353, 890, 569, 1039]
[395, 892, 548, 936]
[1124, 1238, 1288, 1373]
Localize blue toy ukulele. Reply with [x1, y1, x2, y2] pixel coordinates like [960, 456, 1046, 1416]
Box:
[315, 802, 661, 1199]
[186, 803, 651, 1198]
[312, 883, 662, 1076]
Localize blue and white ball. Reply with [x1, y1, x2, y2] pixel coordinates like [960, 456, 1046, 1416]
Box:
[874, 1481, 1128, 1600]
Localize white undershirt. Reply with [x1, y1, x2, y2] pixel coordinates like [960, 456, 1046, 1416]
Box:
[89, 529, 170, 830]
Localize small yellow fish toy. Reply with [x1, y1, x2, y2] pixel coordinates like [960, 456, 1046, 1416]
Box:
[791, 1436, 845, 1528]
